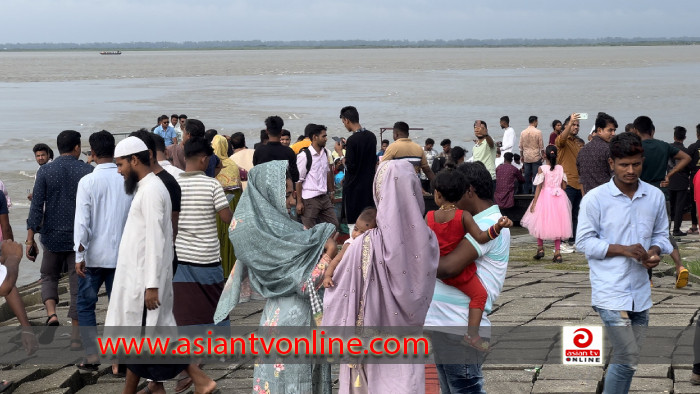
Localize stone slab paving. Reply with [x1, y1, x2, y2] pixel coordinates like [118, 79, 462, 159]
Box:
[0, 260, 698, 392]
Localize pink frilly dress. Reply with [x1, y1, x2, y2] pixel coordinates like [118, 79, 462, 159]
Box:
[521, 164, 573, 240]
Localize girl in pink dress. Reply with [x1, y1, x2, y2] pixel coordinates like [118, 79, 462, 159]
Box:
[521, 145, 572, 263]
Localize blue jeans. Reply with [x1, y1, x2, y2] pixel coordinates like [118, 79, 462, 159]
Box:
[77, 267, 115, 356]
[565, 185, 582, 242]
[523, 160, 541, 194]
[432, 331, 486, 394]
[435, 363, 485, 394]
[595, 307, 649, 394]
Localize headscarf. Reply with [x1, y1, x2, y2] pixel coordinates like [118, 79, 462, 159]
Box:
[321, 160, 439, 394]
[212, 135, 240, 190]
[214, 161, 335, 323]
[322, 160, 439, 327]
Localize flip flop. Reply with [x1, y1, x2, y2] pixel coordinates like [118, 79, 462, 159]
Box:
[676, 268, 689, 289]
[38, 313, 60, 345]
[76, 360, 100, 372]
[0, 380, 12, 393]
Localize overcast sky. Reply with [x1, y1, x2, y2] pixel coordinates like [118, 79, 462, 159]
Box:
[3, 0, 699, 43]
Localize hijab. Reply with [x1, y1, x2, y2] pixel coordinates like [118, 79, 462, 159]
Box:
[211, 134, 240, 190]
[214, 161, 335, 323]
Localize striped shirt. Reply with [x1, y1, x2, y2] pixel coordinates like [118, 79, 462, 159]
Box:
[175, 171, 229, 264]
[425, 205, 510, 334]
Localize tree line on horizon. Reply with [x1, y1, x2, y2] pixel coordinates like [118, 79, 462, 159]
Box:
[2, 37, 699, 50]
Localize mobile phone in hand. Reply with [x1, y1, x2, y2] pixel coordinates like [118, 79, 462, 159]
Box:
[577, 113, 589, 120]
[28, 244, 38, 259]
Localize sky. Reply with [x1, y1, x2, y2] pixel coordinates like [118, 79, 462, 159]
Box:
[3, 0, 699, 43]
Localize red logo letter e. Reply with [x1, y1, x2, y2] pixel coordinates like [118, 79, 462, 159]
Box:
[573, 328, 593, 348]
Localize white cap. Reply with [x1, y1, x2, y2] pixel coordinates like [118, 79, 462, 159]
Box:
[114, 136, 149, 157]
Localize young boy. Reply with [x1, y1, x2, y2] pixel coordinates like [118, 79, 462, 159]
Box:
[576, 132, 672, 393]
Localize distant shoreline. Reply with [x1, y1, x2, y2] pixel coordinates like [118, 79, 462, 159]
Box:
[2, 38, 699, 52]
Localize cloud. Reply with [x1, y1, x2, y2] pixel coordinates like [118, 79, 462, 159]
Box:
[2, 0, 699, 43]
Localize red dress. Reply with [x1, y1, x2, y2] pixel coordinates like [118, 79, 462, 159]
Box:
[426, 210, 487, 310]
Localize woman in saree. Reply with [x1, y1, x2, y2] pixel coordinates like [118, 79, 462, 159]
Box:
[212, 134, 242, 277]
[322, 160, 441, 394]
[214, 160, 337, 394]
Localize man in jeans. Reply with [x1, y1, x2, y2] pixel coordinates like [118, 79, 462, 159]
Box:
[26, 130, 93, 346]
[576, 133, 672, 394]
[425, 162, 510, 393]
[296, 124, 339, 230]
[518, 115, 544, 194]
[73, 131, 132, 370]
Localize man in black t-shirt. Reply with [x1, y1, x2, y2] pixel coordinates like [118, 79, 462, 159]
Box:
[686, 123, 700, 234]
[253, 116, 300, 183]
[340, 106, 377, 230]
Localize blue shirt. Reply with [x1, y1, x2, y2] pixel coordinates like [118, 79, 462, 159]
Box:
[74, 163, 133, 268]
[153, 125, 177, 146]
[27, 155, 94, 252]
[576, 178, 673, 312]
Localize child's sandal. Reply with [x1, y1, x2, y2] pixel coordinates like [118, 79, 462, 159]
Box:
[533, 248, 545, 260]
[462, 335, 490, 353]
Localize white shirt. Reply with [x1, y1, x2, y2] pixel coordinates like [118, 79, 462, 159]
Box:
[158, 160, 184, 178]
[502, 127, 515, 153]
[512, 161, 523, 170]
[74, 163, 133, 267]
[296, 146, 331, 199]
[171, 123, 182, 141]
[105, 173, 175, 327]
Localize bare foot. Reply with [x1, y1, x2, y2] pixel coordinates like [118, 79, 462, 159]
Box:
[137, 382, 166, 394]
[194, 379, 217, 394]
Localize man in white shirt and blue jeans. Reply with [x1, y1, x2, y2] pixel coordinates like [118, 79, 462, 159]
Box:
[74, 131, 132, 369]
[576, 132, 672, 394]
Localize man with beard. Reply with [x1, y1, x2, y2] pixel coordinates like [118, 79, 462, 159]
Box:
[130, 129, 181, 243]
[295, 123, 339, 229]
[106, 137, 216, 394]
[556, 113, 584, 249]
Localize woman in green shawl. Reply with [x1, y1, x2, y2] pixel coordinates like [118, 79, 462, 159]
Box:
[214, 160, 337, 394]
[212, 134, 242, 277]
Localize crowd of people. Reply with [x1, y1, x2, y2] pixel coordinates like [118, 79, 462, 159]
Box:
[0, 106, 699, 393]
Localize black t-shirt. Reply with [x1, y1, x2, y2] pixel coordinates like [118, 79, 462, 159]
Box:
[155, 170, 182, 212]
[252, 141, 299, 183]
[687, 139, 700, 177]
[668, 142, 690, 191]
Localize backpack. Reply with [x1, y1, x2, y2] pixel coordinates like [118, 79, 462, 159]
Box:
[299, 147, 330, 172]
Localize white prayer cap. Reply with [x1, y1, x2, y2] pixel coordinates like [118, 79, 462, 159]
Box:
[114, 136, 149, 157]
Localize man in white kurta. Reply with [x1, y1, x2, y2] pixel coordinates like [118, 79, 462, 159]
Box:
[105, 139, 175, 328]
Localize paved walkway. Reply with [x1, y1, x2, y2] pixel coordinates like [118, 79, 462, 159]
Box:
[1, 233, 698, 393]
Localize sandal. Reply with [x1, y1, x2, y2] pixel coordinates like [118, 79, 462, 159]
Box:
[76, 360, 100, 372]
[687, 227, 698, 235]
[461, 335, 490, 352]
[38, 313, 60, 345]
[553, 253, 563, 263]
[533, 248, 545, 260]
[676, 267, 689, 289]
[70, 339, 83, 351]
[0, 380, 12, 393]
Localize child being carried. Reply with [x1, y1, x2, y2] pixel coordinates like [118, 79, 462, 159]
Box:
[427, 168, 511, 351]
